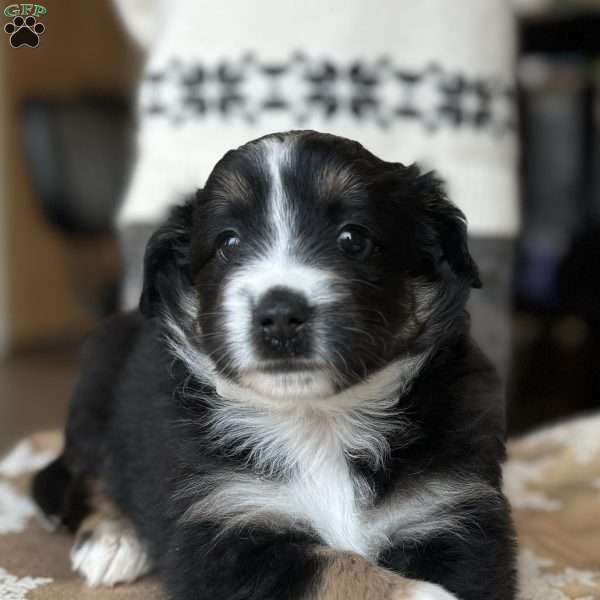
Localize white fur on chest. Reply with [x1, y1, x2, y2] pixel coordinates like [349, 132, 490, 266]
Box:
[183, 362, 498, 558]
[183, 374, 403, 558]
[270, 426, 372, 556]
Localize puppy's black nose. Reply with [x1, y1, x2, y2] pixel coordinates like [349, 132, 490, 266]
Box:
[254, 287, 311, 355]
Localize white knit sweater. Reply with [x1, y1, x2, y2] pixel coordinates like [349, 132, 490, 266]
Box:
[113, 0, 519, 237]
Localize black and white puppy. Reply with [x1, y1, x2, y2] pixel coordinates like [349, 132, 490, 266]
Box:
[33, 131, 516, 600]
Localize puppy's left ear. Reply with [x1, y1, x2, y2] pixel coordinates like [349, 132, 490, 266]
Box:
[420, 173, 482, 289]
[139, 197, 196, 318]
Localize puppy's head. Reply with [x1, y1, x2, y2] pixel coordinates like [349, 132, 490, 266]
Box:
[141, 131, 480, 402]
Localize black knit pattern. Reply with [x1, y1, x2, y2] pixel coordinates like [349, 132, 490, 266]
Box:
[140, 53, 516, 134]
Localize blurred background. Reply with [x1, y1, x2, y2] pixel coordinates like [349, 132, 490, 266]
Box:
[0, 0, 599, 452]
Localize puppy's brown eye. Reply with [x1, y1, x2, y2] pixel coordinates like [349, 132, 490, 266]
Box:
[216, 231, 241, 262]
[337, 226, 373, 260]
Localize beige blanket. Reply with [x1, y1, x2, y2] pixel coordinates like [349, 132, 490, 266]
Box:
[1, 415, 600, 599]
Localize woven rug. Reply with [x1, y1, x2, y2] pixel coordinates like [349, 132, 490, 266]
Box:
[1, 415, 600, 600]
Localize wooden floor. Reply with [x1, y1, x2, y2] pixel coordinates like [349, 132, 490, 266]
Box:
[0, 347, 78, 454]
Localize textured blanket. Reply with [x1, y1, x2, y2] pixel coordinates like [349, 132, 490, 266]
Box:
[1, 415, 600, 599]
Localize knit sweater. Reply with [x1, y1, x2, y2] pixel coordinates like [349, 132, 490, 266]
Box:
[113, 0, 519, 238]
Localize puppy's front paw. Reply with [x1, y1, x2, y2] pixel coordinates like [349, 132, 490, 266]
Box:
[400, 580, 460, 600]
[70, 519, 152, 587]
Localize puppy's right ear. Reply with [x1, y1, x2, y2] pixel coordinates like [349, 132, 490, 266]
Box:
[139, 197, 195, 318]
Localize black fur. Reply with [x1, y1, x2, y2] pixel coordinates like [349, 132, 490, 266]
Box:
[33, 131, 516, 600]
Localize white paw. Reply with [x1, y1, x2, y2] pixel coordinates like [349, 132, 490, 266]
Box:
[70, 520, 152, 587]
[408, 580, 460, 600]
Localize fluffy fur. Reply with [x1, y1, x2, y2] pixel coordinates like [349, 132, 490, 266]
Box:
[32, 131, 516, 600]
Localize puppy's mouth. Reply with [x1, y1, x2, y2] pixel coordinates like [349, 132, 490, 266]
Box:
[254, 359, 324, 373]
[238, 362, 336, 400]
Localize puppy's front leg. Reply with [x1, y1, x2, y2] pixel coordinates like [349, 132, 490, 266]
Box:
[164, 525, 457, 600]
[313, 549, 458, 600]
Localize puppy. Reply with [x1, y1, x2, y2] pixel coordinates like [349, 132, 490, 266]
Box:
[33, 131, 516, 600]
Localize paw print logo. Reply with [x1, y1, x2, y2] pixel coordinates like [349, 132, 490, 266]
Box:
[4, 16, 44, 48]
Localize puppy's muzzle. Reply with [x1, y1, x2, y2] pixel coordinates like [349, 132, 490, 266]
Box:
[253, 287, 312, 359]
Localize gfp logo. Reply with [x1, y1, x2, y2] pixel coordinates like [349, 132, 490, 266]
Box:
[4, 4, 46, 47]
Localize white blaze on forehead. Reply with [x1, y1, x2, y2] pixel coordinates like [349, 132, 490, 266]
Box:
[221, 136, 342, 372]
[254, 136, 342, 302]
[263, 136, 293, 257]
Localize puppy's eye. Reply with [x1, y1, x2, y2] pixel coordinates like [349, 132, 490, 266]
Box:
[337, 226, 373, 260]
[216, 231, 241, 262]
